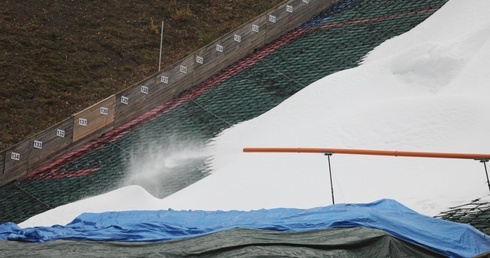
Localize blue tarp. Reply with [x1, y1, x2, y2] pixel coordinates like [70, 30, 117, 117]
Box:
[1, 199, 489, 257]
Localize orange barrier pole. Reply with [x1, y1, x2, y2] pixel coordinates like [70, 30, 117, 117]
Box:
[243, 147, 490, 160]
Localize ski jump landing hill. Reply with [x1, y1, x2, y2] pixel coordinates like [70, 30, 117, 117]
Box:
[0, 0, 338, 222]
[7, 0, 487, 235]
[0, 0, 335, 186]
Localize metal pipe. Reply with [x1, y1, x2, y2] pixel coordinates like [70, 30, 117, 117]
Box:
[481, 160, 490, 191]
[325, 153, 335, 204]
[243, 147, 490, 160]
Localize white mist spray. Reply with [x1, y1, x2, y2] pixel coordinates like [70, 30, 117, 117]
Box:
[123, 136, 211, 198]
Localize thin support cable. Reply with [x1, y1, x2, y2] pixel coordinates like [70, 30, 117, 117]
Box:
[15, 182, 52, 209]
[325, 152, 335, 204]
[191, 99, 232, 126]
[108, 141, 130, 155]
[258, 59, 307, 88]
[332, 170, 346, 202]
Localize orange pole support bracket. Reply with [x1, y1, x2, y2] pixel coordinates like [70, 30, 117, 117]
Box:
[243, 147, 490, 160]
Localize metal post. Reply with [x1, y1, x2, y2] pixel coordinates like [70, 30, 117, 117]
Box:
[325, 152, 335, 204]
[479, 159, 490, 192]
[158, 21, 164, 72]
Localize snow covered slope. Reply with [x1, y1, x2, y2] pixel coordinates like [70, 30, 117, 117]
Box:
[20, 0, 490, 227]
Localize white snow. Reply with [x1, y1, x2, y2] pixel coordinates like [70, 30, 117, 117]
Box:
[20, 0, 490, 228]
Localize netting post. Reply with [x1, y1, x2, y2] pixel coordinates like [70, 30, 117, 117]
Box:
[478, 159, 490, 192]
[324, 152, 335, 204]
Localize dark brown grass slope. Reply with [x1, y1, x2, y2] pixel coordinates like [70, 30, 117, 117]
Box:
[0, 0, 282, 150]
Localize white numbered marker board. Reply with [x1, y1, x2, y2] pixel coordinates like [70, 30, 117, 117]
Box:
[79, 118, 88, 126]
[121, 96, 129, 105]
[269, 15, 276, 23]
[11, 152, 20, 161]
[196, 56, 204, 64]
[100, 107, 109, 115]
[179, 65, 188, 74]
[56, 129, 65, 138]
[33, 140, 43, 149]
[216, 44, 224, 53]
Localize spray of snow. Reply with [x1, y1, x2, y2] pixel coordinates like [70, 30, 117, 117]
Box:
[122, 138, 210, 198]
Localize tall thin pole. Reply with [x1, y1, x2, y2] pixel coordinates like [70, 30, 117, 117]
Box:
[158, 21, 164, 72]
[325, 153, 335, 204]
[480, 159, 490, 191]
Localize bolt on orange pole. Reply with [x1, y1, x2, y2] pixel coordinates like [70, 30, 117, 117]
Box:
[243, 147, 490, 192]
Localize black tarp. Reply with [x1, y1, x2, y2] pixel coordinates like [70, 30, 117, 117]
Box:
[0, 227, 446, 257]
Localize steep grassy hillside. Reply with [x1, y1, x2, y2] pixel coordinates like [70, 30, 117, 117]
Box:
[0, 0, 282, 150]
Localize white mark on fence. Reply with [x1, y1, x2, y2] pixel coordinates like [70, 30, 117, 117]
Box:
[179, 65, 188, 74]
[78, 118, 88, 126]
[196, 56, 204, 64]
[269, 15, 276, 23]
[33, 140, 43, 149]
[121, 96, 129, 105]
[56, 129, 65, 138]
[100, 107, 109, 115]
[11, 152, 20, 161]
[216, 44, 224, 53]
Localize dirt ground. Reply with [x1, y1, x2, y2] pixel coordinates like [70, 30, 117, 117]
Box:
[0, 0, 283, 150]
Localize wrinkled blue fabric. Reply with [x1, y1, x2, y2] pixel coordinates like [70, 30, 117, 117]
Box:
[1, 199, 489, 257]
